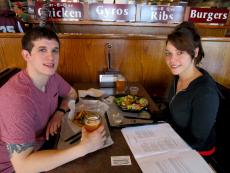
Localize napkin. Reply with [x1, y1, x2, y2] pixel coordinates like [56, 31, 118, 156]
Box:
[78, 88, 105, 98]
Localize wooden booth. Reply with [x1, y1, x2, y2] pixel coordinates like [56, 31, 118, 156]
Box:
[1, 1, 230, 97]
[1, 33, 230, 98]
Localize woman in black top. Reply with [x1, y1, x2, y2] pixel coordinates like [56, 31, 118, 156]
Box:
[164, 22, 219, 156]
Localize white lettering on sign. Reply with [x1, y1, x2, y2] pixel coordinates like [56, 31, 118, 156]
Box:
[151, 11, 173, 21]
[96, 5, 128, 18]
[0, 26, 15, 32]
[190, 9, 228, 22]
[37, 7, 82, 18]
[140, 5, 184, 23]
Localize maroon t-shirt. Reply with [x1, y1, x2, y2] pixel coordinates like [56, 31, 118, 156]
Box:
[0, 70, 71, 173]
[0, 10, 25, 33]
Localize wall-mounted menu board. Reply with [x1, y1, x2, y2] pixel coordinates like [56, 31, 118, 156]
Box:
[34, 2, 136, 22]
[88, 3, 136, 22]
[32, 1, 230, 26]
[188, 8, 229, 24]
[139, 5, 185, 23]
[34, 1, 84, 21]
[33, 2, 185, 23]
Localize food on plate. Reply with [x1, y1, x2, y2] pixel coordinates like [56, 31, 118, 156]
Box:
[114, 95, 148, 111]
[84, 113, 101, 132]
[72, 111, 101, 129]
[73, 110, 88, 126]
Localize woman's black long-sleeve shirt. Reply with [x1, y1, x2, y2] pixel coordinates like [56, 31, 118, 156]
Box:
[168, 68, 219, 151]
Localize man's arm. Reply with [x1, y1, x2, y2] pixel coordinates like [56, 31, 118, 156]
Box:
[8, 142, 86, 173]
[46, 87, 78, 139]
[8, 125, 106, 173]
[58, 87, 78, 112]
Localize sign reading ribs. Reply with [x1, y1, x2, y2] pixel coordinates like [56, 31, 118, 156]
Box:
[140, 5, 184, 23]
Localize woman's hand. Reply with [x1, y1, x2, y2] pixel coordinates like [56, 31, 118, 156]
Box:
[45, 111, 64, 140]
[80, 125, 106, 154]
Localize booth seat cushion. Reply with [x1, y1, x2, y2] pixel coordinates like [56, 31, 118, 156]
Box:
[209, 83, 230, 173]
[0, 67, 21, 87]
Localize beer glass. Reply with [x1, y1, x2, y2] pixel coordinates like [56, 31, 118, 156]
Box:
[116, 75, 126, 93]
[84, 112, 101, 132]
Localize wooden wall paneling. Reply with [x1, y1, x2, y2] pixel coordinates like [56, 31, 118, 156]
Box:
[0, 39, 5, 69]
[32, 21, 177, 35]
[31, 20, 228, 37]
[1, 34, 230, 98]
[58, 38, 109, 84]
[111, 39, 143, 81]
[119, 37, 173, 97]
[135, 39, 172, 96]
[58, 36, 173, 97]
[198, 28, 226, 37]
[201, 40, 230, 87]
[0, 37, 26, 71]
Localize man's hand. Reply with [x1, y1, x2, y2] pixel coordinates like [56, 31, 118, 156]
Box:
[46, 111, 64, 140]
[80, 125, 106, 154]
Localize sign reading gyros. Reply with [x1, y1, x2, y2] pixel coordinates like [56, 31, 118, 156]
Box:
[140, 5, 184, 23]
[35, 1, 84, 20]
[189, 8, 229, 23]
[89, 3, 136, 22]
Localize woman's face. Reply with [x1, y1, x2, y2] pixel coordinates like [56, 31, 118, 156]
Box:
[165, 41, 195, 76]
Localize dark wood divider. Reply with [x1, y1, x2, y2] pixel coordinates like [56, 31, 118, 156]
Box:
[1, 33, 230, 97]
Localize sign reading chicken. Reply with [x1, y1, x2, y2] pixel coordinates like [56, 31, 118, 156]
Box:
[34, 1, 84, 21]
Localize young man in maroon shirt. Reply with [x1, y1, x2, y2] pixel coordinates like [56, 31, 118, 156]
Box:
[0, 27, 106, 173]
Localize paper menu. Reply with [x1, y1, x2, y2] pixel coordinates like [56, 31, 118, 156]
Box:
[121, 123, 215, 173]
[136, 150, 214, 173]
[122, 123, 189, 158]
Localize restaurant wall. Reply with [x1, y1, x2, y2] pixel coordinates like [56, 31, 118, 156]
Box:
[0, 33, 230, 97]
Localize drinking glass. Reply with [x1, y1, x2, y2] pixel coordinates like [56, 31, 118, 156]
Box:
[129, 86, 139, 96]
[116, 75, 126, 93]
[84, 112, 102, 132]
[112, 112, 123, 124]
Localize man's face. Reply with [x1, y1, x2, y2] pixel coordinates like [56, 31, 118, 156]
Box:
[23, 38, 60, 77]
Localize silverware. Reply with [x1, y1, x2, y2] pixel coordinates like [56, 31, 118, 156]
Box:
[69, 134, 82, 144]
[64, 131, 81, 142]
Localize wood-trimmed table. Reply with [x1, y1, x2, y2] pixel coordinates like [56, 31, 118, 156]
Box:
[47, 82, 159, 173]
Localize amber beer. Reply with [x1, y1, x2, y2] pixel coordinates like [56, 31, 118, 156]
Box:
[84, 113, 101, 132]
[116, 75, 126, 93]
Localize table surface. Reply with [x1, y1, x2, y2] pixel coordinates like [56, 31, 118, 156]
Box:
[47, 82, 159, 173]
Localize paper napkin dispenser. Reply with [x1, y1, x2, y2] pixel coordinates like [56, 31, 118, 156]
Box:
[99, 43, 120, 88]
[99, 72, 119, 87]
